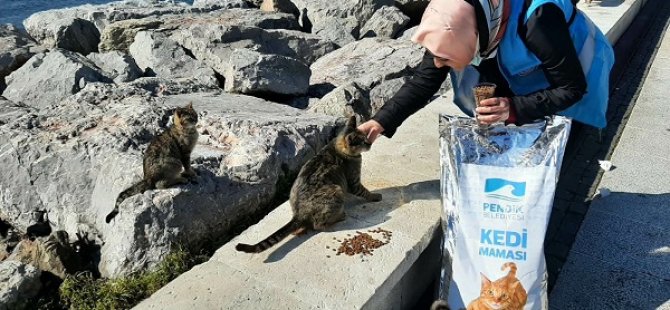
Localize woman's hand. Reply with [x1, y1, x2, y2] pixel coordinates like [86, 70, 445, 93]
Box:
[357, 119, 385, 143]
[475, 97, 511, 125]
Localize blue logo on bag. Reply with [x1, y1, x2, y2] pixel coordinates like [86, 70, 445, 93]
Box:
[484, 178, 526, 202]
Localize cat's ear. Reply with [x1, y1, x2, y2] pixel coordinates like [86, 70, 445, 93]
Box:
[346, 115, 357, 129]
[480, 272, 491, 289]
[186, 102, 194, 110]
[346, 133, 355, 145]
[173, 109, 182, 127]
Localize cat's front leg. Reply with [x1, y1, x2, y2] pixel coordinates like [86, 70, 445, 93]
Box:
[180, 155, 198, 182]
[181, 166, 198, 183]
[351, 183, 382, 202]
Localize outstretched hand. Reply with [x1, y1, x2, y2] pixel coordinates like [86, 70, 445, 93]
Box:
[475, 97, 511, 125]
[357, 119, 385, 143]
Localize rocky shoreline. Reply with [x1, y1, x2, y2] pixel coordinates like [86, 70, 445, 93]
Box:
[0, 0, 436, 307]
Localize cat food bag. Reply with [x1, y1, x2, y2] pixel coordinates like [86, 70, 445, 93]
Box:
[438, 115, 571, 310]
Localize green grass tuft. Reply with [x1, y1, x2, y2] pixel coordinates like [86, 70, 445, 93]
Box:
[59, 249, 205, 310]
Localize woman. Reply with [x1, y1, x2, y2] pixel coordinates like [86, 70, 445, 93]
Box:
[358, 0, 614, 141]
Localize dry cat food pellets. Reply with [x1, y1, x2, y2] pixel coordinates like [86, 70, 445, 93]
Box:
[335, 228, 393, 257]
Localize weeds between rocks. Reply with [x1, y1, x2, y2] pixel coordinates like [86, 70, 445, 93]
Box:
[56, 249, 207, 310]
[34, 183, 296, 310]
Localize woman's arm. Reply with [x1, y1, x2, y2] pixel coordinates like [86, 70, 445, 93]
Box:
[371, 50, 450, 137]
[510, 3, 588, 124]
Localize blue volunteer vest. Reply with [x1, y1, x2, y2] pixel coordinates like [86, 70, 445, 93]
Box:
[451, 0, 615, 128]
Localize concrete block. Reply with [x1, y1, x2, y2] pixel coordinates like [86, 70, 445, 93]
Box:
[135, 261, 313, 309]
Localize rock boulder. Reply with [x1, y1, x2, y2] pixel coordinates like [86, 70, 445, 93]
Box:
[2, 49, 113, 108]
[289, 0, 395, 46]
[0, 86, 340, 277]
[224, 48, 310, 96]
[98, 9, 300, 52]
[0, 261, 41, 310]
[394, 0, 430, 23]
[87, 51, 143, 83]
[192, 0, 250, 9]
[309, 82, 372, 121]
[129, 30, 219, 89]
[0, 25, 45, 93]
[359, 6, 410, 39]
[23, 0, 223, 53]
[310, 37, 423, 89]
[171, 25, 336, 68]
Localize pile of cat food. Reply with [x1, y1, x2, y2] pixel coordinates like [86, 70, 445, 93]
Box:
[326, 228, 393, 257]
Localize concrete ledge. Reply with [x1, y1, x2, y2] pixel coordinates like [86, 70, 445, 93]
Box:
[578, 0, 649, 43]
[135, 1, 648, 308]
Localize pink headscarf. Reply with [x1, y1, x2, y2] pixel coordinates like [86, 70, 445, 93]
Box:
[411, 0, 478, 66]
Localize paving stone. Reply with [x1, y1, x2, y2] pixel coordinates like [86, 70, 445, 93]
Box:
[570, 209, 670, 279]
[550, 252, 670, 310]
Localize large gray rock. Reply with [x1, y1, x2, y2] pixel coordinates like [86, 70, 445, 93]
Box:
[310, 37, 423, 89]
[23, 0, 223, 53]
[397, 25, 418, 41]
[129, 31, 219, 89]
[394, 0, 429, 22]
[0, 261, 41, 310]
[192, 0, 250, 9]
[98, 18, 163, 52]
[7, 231, 83, 279]
[127, 77, 222, 96]
[359, 6, 410, 39]
[48, 17, 100, 55]
[369, 76, 408, 113]
[0, 25, 45, 93]
[224, 49, 310, 96]
[308, 39, 427, 119]
[308, 77, 409, 121]
[98, 9, 300, 52]
[260, 0, 299, 16]
[308, 81, 371, 121]
[2, 49, 113, 108]
[0, 98, 32, 127]
[290, 0, 395, 46]
[87, 51, 143, 83]
[171, 25, 337, 68]
[0, 86, 340, 277]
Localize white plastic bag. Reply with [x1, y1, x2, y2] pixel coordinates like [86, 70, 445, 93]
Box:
[438, 115, 571, 310]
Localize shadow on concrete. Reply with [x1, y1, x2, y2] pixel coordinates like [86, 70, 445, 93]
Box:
[264, 179, 440, 263]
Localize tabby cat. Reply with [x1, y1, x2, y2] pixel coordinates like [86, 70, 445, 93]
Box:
[105, 103, 199, 223]
[236, 116, 381, 253]
[467, 262, 528, 310]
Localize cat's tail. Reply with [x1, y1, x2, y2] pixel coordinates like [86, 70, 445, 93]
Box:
[502, 262, 518, 277]
[235, 220, 301, 253]
[105, 180, 152, 223]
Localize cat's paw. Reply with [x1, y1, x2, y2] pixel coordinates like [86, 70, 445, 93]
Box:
[367, 193, 382, 202]
[182, 169, 199, 182]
